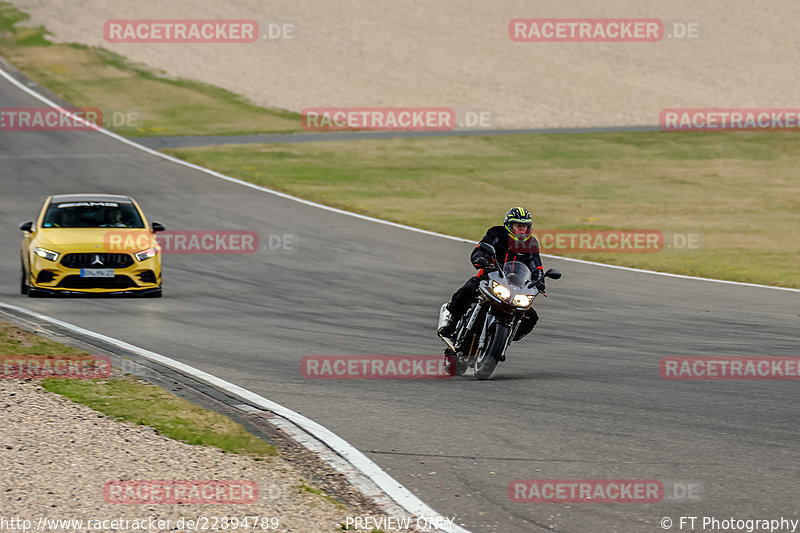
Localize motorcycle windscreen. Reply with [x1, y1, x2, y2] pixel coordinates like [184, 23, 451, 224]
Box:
[502, 261, 532, 287]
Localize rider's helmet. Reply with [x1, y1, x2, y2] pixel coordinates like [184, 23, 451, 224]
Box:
[504, 207, 533, 242]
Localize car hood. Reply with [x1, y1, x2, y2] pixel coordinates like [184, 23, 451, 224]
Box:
[35, 228, 157, 253]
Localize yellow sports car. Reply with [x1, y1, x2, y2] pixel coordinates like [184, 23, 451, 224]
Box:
[19, 194, 164, 297]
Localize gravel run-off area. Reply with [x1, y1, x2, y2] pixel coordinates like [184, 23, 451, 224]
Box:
[10, 0, 800, 129]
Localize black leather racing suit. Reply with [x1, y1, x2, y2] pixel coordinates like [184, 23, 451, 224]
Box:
[446, 226, 544, 341]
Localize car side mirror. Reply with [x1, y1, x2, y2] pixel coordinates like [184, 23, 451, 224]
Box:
[151, 222, 165, 233]
[479, 242, 496, 257]
[545, 268, 562, 280]
[19, 221, 33, 232]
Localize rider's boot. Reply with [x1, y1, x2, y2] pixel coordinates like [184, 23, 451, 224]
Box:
[437, 314, 458, 352]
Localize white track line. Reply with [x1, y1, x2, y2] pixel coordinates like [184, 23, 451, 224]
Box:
[0, 302, 468, 533]
[1, 68, 795, 293]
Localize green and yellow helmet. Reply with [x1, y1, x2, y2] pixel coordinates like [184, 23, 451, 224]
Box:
[504, 206, 533, 242]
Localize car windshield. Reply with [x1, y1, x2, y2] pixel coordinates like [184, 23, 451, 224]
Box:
[41, 201, 144, 229]
[502, 261, 532, 287]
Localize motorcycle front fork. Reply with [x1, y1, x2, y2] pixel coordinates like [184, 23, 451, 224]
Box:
[461, 301, 483, 336]
[477, 311, 519, 353]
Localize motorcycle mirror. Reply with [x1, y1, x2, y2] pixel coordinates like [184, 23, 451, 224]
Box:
[479, 242, 496, 256]
[545, 268, 562, 280]
[19, 221, 33, 232]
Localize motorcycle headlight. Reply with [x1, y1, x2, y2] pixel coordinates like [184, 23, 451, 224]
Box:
[491, 281, 511, 301]
[34, 247, 60, 262]
[134, 247, 158, 261]
[513, 294, 533, 307]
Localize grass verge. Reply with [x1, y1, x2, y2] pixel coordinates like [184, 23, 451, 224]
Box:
[0, 2, 300, 136]
[165, 131, 800, 288]
[299, 483, 347, 510]
[0, 320, 276, 457]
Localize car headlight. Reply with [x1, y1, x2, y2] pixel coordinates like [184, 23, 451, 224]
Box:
[491, 281, 511, 301]
[513, 294, 533, 307]
[134, 247, 158, 261]
[34, 247, 60, 262]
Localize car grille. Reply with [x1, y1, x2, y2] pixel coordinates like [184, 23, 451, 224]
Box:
[57, 275, 137, 289]
[61, 253, 133, 269]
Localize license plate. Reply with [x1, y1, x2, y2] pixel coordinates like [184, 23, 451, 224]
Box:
[80, 268, 114, 278]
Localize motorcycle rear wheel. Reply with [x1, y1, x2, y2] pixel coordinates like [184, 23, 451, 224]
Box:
[444, 353, 470, 376]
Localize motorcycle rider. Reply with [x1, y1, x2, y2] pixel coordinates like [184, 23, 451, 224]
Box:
[438, 207, 545, 351]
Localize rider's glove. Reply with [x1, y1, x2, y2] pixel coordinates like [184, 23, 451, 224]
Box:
[533, 270, 546, 291]
[474, 256, 492, 269]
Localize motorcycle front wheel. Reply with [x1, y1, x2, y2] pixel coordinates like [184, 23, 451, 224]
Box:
[474, 323, 510, 380]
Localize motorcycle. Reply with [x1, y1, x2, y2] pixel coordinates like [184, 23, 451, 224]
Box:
[437, 242, 561, 380]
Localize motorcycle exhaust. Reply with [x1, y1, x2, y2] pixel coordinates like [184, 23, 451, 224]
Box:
[437, 303, 451, 330]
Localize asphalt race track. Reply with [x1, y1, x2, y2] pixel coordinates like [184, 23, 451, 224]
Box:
[1, 74, 799, 533]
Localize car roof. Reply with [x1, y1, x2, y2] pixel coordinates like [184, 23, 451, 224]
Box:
[50, 194, 133, 204]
